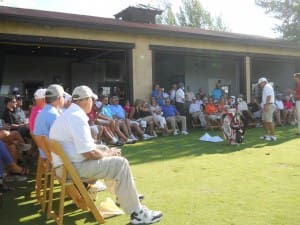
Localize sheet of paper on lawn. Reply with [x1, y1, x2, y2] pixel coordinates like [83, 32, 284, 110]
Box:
[199, 132, 223, 142]
[98, 197, 124, 218]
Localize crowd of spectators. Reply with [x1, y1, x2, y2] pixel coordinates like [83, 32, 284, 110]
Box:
[0, 75, 299, 223]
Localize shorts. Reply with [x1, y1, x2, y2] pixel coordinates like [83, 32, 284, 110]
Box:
[262, 104, 275, 122]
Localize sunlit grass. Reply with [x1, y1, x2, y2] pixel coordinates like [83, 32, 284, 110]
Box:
[2, 125, 300, 225]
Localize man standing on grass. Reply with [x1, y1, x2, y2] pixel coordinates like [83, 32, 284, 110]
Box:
[289, 73, 300, 135]
[258, 77, 276, 141]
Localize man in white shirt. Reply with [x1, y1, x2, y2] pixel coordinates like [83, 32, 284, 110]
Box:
[175, 82, 186, 115]
[189, 97, 206, 128]
[257, 77, 276, 141]
[49, 85, 162, 225]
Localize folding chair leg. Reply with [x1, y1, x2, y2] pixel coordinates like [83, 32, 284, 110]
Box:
[35, 156, 42, 202]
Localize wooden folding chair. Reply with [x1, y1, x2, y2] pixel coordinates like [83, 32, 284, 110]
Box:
[31, 134, 52, 213]
[33, 135, 90, 219]
[44, 137, 105, 225]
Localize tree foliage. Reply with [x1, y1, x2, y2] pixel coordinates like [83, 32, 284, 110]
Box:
[156, 0, 229, 32]
[255, 0, 300, 41]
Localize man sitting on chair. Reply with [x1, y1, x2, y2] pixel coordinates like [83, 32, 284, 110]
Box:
[49, 85, 163, 225]
[189, 97, 206, 128]
[161, 97, 189, 135]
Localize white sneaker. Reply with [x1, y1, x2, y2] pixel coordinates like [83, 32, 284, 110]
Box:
[111, 137, 118, 144]
[143, 134, 154, 140]
[181, 131, 189, 135]
[130, 205, 163, 225]
[173, 131, 179, 136]
[129, 134, 138, 141]
[265, 136, 272, 141]
[91, 180, 106, 191]
[268, 136, 277, 141]
[126, 138, 136, 144]
[260, 135, 268, 140]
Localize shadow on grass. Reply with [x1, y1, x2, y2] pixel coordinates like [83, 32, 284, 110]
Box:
[1, 176, 100, 225]
[2, 125, 298, 225]
[123, 125, 299, 165]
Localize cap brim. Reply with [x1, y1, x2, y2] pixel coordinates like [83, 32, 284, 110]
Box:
[92, 94, 98, 100]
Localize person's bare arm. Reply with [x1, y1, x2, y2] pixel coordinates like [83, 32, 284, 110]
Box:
[82, 148, 121, 160]
[82, 149, 108, 160]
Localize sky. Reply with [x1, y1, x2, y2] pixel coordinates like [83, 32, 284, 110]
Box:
[0, 0, 280, 38]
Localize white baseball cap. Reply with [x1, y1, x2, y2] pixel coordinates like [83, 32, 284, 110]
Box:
[257, 77, 268, 85]
[34, 88, 47, 99]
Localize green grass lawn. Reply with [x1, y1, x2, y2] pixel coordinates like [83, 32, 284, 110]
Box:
[1, 126, 300, 225]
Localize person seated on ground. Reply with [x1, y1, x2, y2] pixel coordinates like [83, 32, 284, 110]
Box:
[100, 96, 137, 143]
[29, 88, 47, 133]
[123, 100, 131, 118]
[274, 93, 284, 126]
[49, 85, 163, 225]
[0, 129, 31, 163]
[108, 96, 136, 144]
[129, 99, 158, 137]
[248, 96, 261, 121]
[151, 84, 164, 106]
[149, 98, 170, 136]
[2, 96, 31, 141]
[283, 95, 296, 125]
[189, 97, 206, 128]
[88, 99, 122, 146]
[204, 97, 221, 126]
[123, 100, 152, 139]
[237, 94, 252, 128]
[0, 140, 30, 178]
[161, 97, 189, 135]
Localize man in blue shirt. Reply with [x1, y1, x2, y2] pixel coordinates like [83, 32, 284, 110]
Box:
[109, 96, 136, 144]
[33, 84, 65, 158]
[161, 98, 188, 136]
[151, 84, 164, 106]
[212, 82, 223, 101]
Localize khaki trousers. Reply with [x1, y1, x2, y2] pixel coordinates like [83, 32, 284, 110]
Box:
[72, 157, 140, 214]
[166, 115, 187, 131]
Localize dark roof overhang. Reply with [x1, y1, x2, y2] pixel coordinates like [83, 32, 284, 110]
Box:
[0, 5, 299, 51]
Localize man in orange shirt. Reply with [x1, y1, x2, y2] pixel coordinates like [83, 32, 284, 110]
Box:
[205, 97, 221, 124]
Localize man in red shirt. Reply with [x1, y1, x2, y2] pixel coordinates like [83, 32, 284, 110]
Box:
[292, 73, 300, 135]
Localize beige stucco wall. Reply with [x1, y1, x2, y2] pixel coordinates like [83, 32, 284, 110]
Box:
[1, 20, 300, 100]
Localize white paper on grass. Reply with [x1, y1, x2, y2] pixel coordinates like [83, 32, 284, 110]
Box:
[199, 132, 223, 142]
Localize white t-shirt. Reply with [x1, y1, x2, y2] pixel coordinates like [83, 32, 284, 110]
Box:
[275, 99, 284, 110]
[189, 103, 200, 114]
[175, 88, 185, 103]
[238, 101, 248, 111]
[49, 103, 96, 167]
[262, 83, 275, 105]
